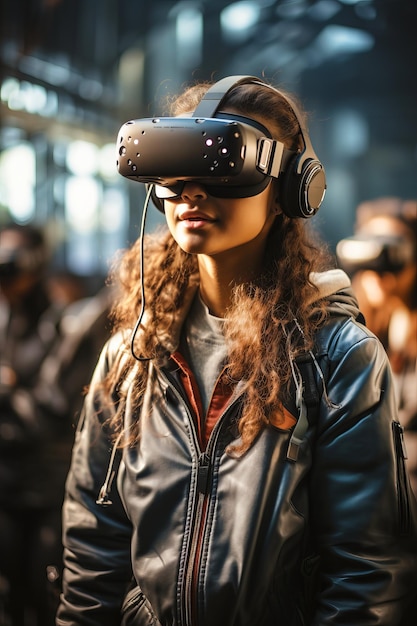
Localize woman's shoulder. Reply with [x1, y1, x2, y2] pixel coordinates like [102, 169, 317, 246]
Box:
[89, 330, 131, 383]
[105, 330, 131, 359]
[309, 266, 380, 360]
[316, 306, 381, 361]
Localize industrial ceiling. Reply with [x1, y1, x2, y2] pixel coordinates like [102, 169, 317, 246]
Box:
[1, 0, 416, 243]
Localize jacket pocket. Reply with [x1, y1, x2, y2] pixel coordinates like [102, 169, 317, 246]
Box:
[121, 583, 162, 626]
[392, 420, 412, 535]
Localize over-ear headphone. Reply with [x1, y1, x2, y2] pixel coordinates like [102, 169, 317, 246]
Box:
[190, 75, 326, 219]
[118, 75, 326, 218]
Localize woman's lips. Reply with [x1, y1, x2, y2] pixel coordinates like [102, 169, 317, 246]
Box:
[178, 210, 215, 228]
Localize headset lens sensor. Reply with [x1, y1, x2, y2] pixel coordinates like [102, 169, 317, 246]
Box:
[154, 183, 185, 199]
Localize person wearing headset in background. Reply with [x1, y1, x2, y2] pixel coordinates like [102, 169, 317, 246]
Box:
[0, 222, 68, 625]
[56, 76, 417, 626]
[0, 223, 113, 625]
[336, 198, 417, 499]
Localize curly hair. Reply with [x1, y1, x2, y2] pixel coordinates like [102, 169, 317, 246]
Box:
[102, 79, 332, 455]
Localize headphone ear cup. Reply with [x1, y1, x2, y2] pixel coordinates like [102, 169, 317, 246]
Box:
[279, 156, 326, 219]
[146, 184, 165, 213]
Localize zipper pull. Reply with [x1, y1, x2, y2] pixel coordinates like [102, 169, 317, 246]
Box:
[197, 453, 211, 494]
[393, 421, 408, 460]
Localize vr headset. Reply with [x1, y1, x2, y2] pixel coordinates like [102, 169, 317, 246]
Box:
[336, 234, 415, 275]
[116, 75, 326, 219]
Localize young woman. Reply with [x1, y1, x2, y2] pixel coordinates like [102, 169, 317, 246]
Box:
[56, 76, 417, 626]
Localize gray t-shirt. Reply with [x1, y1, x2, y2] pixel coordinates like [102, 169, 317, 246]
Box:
[180, 293, 228, 413]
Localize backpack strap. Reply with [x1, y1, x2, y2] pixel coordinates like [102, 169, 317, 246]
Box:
[287, 352, 322, 462]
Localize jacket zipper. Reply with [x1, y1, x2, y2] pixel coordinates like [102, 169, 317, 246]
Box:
[184, 453, 210, 625]
[162, 369, 238, 626]
[182, 433, 224, 626]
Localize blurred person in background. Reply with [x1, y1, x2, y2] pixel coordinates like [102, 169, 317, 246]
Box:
[0, 221, 113, 625]
[0, 221, 68, 625]
[336, 198, 417, 497]
[47, 270, 89, 308]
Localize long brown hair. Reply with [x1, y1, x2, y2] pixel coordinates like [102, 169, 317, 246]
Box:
[103, 79, 331, 455]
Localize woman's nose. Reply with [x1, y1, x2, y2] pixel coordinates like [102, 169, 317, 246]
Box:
[180, 182, 208, 201]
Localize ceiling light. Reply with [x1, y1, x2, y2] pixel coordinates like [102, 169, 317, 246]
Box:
[221, 1, 260, 34]
[315, 24, 374, 56]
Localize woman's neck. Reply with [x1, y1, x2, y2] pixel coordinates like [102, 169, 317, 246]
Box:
[197, 247, 265, 318]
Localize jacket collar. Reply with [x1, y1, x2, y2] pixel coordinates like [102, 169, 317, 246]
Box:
[146, 268, 355, 361]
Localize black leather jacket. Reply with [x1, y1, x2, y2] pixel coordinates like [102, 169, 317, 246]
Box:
[57, 273, 417, 626]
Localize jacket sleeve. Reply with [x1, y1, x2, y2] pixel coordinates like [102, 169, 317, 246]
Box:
[310, 318, 417, 625]
[56, 336, 133, 626]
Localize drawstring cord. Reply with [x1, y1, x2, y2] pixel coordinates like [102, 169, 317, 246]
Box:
[95, 354, 141, 506]
[96, 432, 123, 506]
[287, 353, 308, 461]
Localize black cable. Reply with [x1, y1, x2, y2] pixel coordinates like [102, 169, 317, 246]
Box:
[130, 184, 154, 362]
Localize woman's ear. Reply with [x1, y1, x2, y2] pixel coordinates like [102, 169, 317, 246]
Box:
[270, 182, 282, 215]
[273, 199, 283, 215]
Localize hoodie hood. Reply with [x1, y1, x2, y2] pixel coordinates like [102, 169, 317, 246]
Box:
[310, 268, 362, 321]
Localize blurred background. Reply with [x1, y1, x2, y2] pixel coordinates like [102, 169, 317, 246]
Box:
[1, 0, 416, 288]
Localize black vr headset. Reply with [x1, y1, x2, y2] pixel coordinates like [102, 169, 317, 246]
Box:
[336, 234, 415, 275]
[116, 75, 326, 219]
